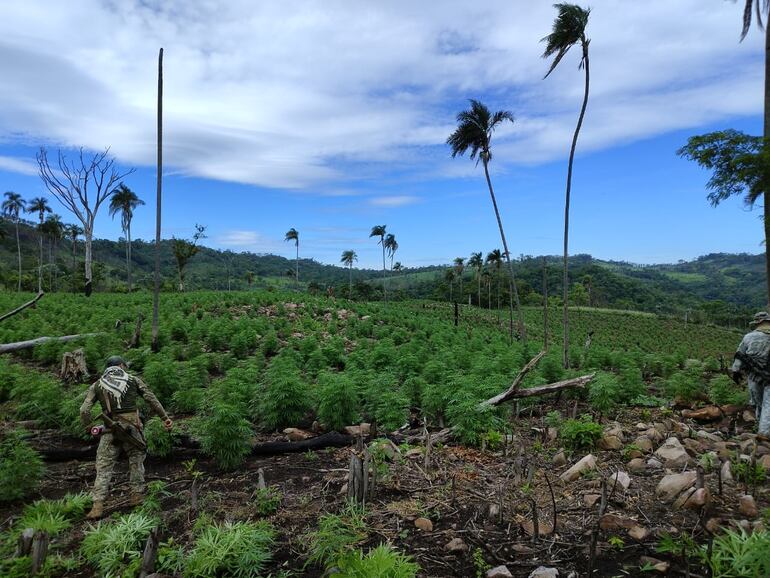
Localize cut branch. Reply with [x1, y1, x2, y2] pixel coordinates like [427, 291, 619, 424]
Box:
[478, 351, 546, 408]
[498, 374, 594, 400]
[0, 292, 44, 323]
[0, 333, 101, 354]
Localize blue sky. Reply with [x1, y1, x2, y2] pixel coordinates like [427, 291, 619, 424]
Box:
[0, 1, 765, 269]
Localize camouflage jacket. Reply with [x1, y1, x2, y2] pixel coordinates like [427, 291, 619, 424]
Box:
[731, 328, 770, 385]
[80, 367, 168, 427]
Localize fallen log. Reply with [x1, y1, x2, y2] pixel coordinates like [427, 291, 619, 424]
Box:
[0, 292, 44, 323]
[478, 351, 546, 408]
[500, 374, 595, 400]
[0, 333, 101, 354]
[38, 431, 355, 462]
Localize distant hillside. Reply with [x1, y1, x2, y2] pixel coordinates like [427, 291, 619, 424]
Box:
[0, 219, 763, 325]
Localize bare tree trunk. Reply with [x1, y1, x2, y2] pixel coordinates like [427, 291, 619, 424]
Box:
[152, 47, 163, 352]
[295, 242, 299, 289]
[562, 46, 590, 369]
[71, 238, 76, 293]
[381, 242, 387, 303]
[84, 228, 93, 297]
[126, 222, 133, 292]
[15, 219, 21, 292]
[349, 263, 352, 297]
[543, 257, 549, 351]
[37, 219, 43, 293]
[764, 21, 770, 308]
[483, 159, 527, 344]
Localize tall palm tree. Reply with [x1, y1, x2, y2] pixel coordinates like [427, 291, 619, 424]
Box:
[340, 249, 358, 297]
[542, 2, 591, 368]
[284, 228, 299, 289]
[152, 47, 163, 352]
[42, 214, 63, 291]
[741, 1, 770, 306]
[370, 225, 387, 302]
[486, 249, 503, 313]
[444, 268, 455, 303]
[481, 268, 492, 309]
[447, 100, 526, 343]
[64, 223, 83, 293]
[109, 183, 145, 292]
[468, 252, 483, 307]
[384, 233, 399, 271]
[2, 192, 25, 292]
[453, 257, 465, 304]
[27, 197, 51, 293]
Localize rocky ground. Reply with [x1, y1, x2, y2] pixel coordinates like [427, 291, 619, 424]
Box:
[5, 401, 769, 577]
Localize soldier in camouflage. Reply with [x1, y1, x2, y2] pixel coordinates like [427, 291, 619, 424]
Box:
[80, 355, 172, 519]
[731, 312, 770, 438]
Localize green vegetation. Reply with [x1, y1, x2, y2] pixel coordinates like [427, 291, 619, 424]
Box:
[184, 520, 275, 578]
[81, 512, 158, 577]
[559, 415, 603, 452]
[0, 431, 44, 502]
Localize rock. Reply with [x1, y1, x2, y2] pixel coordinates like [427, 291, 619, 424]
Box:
[547, 427, 558, 442]
[673, 487, 710, 511]
[488, 566, 514, 578]
[605, 424, 625, 440]
[636, 422, 650, 431]
[721, 461, 734, 483]
[634, 436, 654, 453]
[644, 428, 664, 444]
[628, 458, 646, 473]
[343, 423, 371, 436]
[654, 437, 690, 468]
[697, 430, 722, 443]
[283, 427, 314, 441]
[444, 537, 468, 553]
[706, 518, 722, 533]
[610, 471, 631, 491]
[757, 444, 770, 457]
[646, 458, 663, 470]
[737, 519, 752, 532]
[628, 525, 650, 541]
[405, 448, 423, 459]
[552, 451, 567, 467]
[374, 440, 401, 460]
[583, 494, 601, 507]
[521, 519, 554, 537]
[511, 544, 534, 555]
[626, 448, 644, 459]
[656, 471, 697, 503]
[414, 517, 433, 532]
[739, 495, 758, 518]
[682, 406, 722, 422]
[683, 437, 705, 454]
[599, 514, 636, 531]
[743, 409, 757, 423]
[759, 454, 770, 471]
[640, 556, 670, 574]
[527, 568, 558, 578]
[560, 454, 596, 482]
[598, 435, 623, 451]
[740, 438, 756, 453]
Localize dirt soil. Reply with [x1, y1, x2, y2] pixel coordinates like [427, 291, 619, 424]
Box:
[4, 402, 769, 577]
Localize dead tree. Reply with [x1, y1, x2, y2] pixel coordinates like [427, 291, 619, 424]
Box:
[60, 348, 88, 382]
[0, 333, 101, 354]
[0, 292, 43, 323]
[37, 148, 134, 296]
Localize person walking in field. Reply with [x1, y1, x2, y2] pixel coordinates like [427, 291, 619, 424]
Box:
[731, 312, 770, 438]
[80, 355, 172, 519]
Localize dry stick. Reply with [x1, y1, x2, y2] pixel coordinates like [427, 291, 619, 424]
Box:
[544, 472, 557, 533]
[257, 468, 266, 491]
[129, 313, 144, 348]
[478, 351, 546, 408]
[716, 459, 723, 496]
[138, 527, 160, 578]
[423, 426, 432, 474]
[362, 448, 370, 507]
[0, 291, 43, 323]
[530, 498, 539, 544]
[0, 333, 102, 354]
[588, 479, 608, 576]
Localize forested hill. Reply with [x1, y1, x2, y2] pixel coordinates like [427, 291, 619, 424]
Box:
[0, 219, 764, 321]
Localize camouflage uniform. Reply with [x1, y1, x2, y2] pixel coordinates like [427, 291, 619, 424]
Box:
[80, 366, 169, 503]
[731, 314, 770, 436]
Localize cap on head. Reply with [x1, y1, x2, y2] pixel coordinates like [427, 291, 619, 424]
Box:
[750, 311, 770, 327]
[105, 355, 127, 370]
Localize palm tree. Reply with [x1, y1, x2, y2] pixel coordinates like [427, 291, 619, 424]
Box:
[384, 233, 399, 271]
[741, 1, 770, 306]
[63, 223, 83, 293]
[481, 268, 492, 309]
[2, 192, 26, 292]
[340, 249, 358, 297]
[453, 257, 465, 304]
[444, 268, 455, 303]
[447, 100, 526, 343]
[109, 183, 145, 292]
[42, 214, 63, 291]
[27, 197, 51, 293]
[370, 225, 387, 302]
[393, 262, 403, 274]
[486, 249, 503, 312]
[542, 2, 591, 368]
[468, 252, 483, 307]
[284, 228, 299, 289]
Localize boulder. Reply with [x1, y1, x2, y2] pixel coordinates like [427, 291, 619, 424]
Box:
[628, 525, 650, 541]
[488, 566, 514, 578]
[634, 436, 654, 453]
[721, 461, 734, 483]
[628, 458, 646, 473]
[560, 454, 596, 482]
[610, 471, 631, 491]
[344, 423, 371, 436]
[656, 471, 697, 503]
[759, 454, 770, 471]
[414, 518, 433, 532]
[599, 514, 636, 531]
[673, 487, 710, 511]
[283, 428, 314, 441]
[646, 458, 663, 470]
[598, 435, 623, 451]
[445, 537, 468, 553]
[527, 568, 558, 578]
[682, 406, 722, 422]
[552, 451, 567, 468]
[743, 409, 757, 423]
[706, 518, 722, 533]
[644, 428, 664, 444]
[654, 437, 690, 468]
[521, 519, 554, 537]
[583, 494, 601, 508]
[682, 437, 705, 455]
[697, 430, 722, 443]
[739, 495, 758, 518]
[605, 424, 625, 440]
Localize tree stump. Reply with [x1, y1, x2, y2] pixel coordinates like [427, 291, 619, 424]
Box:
[60, 348, 88, 383]
[138, 527, 160, 578]
[347, 448, 373, 505]
[129, 314, 145, 349]
[14, 528, 34, 557]
[30, 530, 49, 575]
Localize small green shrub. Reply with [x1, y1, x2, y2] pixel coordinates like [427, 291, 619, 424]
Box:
[731, 460, 766, 486]
[306, 504, 368, 568]
[317, 371, 359, 431]
[197, 403, 252, 471]
[446, 389, 501, 447]
[588, 373, 622, 416]
[560, 415, 603, 452]
[81, 512, 157, 577]
[145, 417, 177, 458]
[665, 363, 705, 402]
[0, 431, 44, 502]
[14, 492, 91, 536]
[184, 520, 275, 578]
[142, 358, 179, 406]
[701, 528, 770, 578]
[709, 375, 748, 406]
[332, 544, 419, 578]
[253, 486, 282, 516]
[256, 353, 311, 430]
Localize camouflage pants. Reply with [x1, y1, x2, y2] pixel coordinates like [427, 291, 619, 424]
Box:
[749, 379, 770, 436]
[91, 432, 146, 502]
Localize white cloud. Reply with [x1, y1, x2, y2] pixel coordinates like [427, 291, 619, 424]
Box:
[369, 195, 420, 207]
[215, 230, 282, 253]
[0, 1, 762, 189]
[0, 155, 37, 176]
